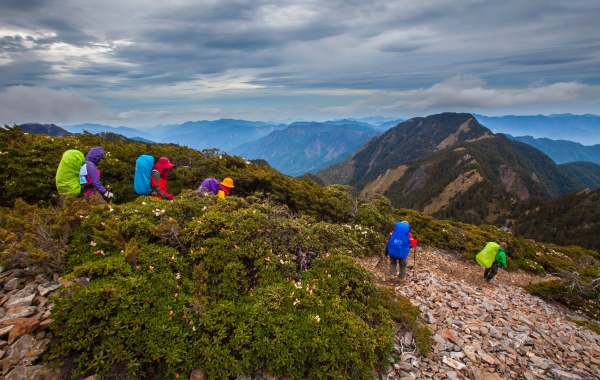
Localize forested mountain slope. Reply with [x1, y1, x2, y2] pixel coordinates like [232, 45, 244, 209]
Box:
[558, 161, 600, 190]
[366, 136, 584, 225]
[512, 186, 600, 252]
[316, 113, 492, 188]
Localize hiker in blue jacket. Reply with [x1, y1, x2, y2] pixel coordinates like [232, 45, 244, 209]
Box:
[387, 221, 412, 280]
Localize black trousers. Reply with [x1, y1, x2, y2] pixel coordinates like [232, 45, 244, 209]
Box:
[484, 262, 499, 281]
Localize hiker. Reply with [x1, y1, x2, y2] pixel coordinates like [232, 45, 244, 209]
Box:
[81, 147, 114, 199]
[387, 221, 416, 280]
[198, 177, 234, 199]
[151, 157, 174, 200]
[476, 241, 508, 282]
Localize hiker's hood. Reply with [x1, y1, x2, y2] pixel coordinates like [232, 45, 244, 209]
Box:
[85, 147, 105, 166]
[393, 221, 411, 234]
[154, 157, 174, 177]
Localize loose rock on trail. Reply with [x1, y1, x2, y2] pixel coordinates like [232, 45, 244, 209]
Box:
[362, 246, 600, 380]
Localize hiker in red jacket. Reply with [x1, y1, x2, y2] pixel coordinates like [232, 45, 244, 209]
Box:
[151, 157, 174, 200]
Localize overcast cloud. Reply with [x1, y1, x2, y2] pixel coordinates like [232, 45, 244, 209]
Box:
[0, 0, 599, 125]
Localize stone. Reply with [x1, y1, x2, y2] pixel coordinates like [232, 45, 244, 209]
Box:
[24, 338, 51, 361]
[478, 350, 496, 365]
[3, 334, 37, 371]
[482, 373, 502, 380]
[37, 282, 61, 297]
[8, 318, 40, 344]
[425, 312, 436, 324]
[0, 307, 37, 324]
[4, 365, 45, 380]
[438, 328, 458, 344]
[529, 355, 555, 370]
[262, 370, 278, 380]
[442, 356, 466, 370]
[463, 345, 478, 363]
[35, 275, 49, 284]
[73, 277, 90, 287]
[39, 319, 54, 330]
[82, 376, 97, 380]
[190, 369, 207, 380]
[432, 334, 446, 344]
[450, 301, 461, 309]
[3, 279, 19, 292]
[449, 351, 465, 359]
[235, 377, 251, 380]
[0, 325, 13, 338]
[4, 294, 35, 309]
[549, 368, 583, 380]
[446, 370, 459, 380]
[471, 367, 484, 380]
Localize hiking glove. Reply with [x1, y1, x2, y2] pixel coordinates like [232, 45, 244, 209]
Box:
[104, 191, 115, 199]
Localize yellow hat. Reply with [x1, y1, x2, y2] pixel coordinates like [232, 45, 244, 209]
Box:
[221, 177, 234, 188]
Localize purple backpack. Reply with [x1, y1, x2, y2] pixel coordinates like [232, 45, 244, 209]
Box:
[198, 178, 220, 195]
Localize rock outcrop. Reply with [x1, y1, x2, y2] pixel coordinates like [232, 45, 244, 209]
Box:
[0, 269, 61, 379]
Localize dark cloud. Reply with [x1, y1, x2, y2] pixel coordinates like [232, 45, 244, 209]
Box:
[0, 0, 46, 12]
[0, 0, 598, 122]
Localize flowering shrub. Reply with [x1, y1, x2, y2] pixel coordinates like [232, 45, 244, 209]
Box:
[44, 194, 406, 379]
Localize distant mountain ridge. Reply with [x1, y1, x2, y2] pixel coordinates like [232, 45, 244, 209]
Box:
[317, 113, 492, 188]
[63, 123, 157, 141]
[474, 114, 600, 145]
[506, 135, 600, 165]
[17, 123, 70, 137]
[231, 123, 380, 176]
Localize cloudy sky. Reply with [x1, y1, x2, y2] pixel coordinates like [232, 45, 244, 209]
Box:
[0, 0, 599, 126]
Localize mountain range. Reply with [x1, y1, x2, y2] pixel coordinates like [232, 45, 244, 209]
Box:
[506, 135, 600, 165]
[474, 114, 600, 145]
[316, 113, 590, 225]
[12, 112, 600, 250]
[231, 122, 380, 176]
[19, 123, 70, 137]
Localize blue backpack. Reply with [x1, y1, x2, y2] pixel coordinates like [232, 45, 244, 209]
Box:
[134, 155, 155, 195]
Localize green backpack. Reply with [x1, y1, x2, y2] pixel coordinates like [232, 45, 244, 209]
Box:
[56, 150, 85, 195]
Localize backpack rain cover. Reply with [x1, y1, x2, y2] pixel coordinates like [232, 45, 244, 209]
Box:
[476, 242, 500, 269]
[56, 150, 85, 195]
[134, 154, 155, 195]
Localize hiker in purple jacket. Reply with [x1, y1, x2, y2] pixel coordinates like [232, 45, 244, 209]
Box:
[197, 178, 221, 197]
[81, 147, 114, 199]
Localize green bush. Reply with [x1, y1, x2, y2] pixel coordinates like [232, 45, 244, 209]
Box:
[44, 194, 410, 379]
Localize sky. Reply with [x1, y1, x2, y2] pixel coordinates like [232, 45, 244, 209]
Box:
[0, 0, 599, 127]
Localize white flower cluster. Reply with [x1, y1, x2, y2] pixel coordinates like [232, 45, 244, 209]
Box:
[153, 208, 165, 217]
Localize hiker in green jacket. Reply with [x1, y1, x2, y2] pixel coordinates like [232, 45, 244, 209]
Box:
[476, 241, 508, 282]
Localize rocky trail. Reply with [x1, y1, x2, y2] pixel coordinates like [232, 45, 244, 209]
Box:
[361, 246, 600, 380]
